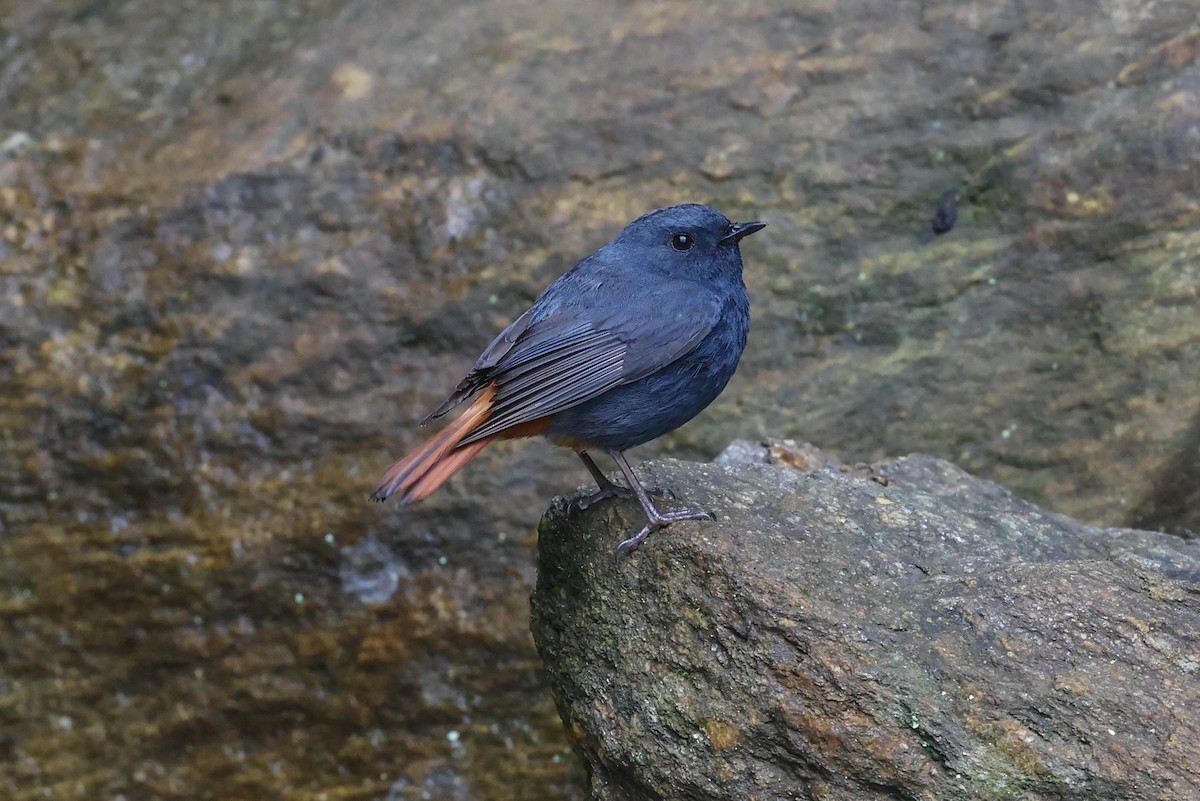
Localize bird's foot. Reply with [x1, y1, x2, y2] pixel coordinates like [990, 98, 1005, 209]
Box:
[571, 483, 635, 513]
[614, 508, 715, 559]
[571, 483, 672, 514]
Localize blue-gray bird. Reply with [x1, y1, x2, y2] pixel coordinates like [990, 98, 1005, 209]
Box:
[372, 203, 764, 556]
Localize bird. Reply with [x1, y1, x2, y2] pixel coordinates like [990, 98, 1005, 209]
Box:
[371, 203, 764, 556]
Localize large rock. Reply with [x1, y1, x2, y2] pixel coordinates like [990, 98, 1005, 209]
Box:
[531, 443, 1200, 801]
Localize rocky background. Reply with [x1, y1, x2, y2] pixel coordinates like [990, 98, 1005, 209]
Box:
[1, 0, 1197, 799]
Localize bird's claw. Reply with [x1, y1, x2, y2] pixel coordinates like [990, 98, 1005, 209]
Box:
[570, 484, 635, 513]
[614, 526, 653, 559]
[570, 484, 672, 514]
[613, 508, 714, 558]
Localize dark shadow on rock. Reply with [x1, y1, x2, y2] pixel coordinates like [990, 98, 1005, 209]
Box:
[531, 441, 1200, 801]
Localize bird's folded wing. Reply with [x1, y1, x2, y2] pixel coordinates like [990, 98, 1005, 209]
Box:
[457, 285, 722, 443]
[421, 307, 537, 423]
[609, 285, 723, 384]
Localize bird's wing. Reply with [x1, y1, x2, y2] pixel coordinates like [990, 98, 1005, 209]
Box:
[453, 283, 721, 444]
[421, 307, 537, 423]
[605, 282, 723, 384]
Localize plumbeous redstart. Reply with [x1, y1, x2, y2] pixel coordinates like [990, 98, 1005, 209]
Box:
[372, 203, 764, 556]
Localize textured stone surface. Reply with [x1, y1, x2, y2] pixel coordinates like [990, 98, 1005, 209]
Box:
[2, 0, 1199, 798]
[532, 447, 1200, 801]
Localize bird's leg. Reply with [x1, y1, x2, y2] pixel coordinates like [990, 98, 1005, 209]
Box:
[570, 451, 672, 513]
[608, 449, 713, 558]
[570, 451, 635, 511]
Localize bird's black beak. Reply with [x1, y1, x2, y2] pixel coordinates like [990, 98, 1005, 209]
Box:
[721, 220, 767, 245]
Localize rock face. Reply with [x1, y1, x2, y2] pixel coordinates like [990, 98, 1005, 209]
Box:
[4, 0, 1200, 797]
[531, 444, 1200, 801]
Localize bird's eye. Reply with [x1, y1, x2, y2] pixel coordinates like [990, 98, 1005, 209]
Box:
[671, 233, 694, 252]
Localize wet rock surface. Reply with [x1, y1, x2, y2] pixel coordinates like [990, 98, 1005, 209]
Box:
[531, 446, 1200, 801]
[2, 0, 1198, 798]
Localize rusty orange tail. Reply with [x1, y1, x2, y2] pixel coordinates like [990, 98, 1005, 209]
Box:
[371, 385, 498, 504]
